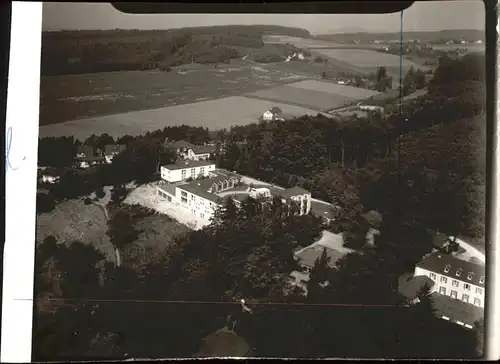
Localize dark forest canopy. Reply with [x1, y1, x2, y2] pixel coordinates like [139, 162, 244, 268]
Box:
[41, 25, 311, 75]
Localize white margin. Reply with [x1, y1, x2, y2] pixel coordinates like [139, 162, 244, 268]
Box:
[1, 2, 42, 362]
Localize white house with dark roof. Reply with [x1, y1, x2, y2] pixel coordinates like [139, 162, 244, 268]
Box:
[414, 252, 485, 308]
[164, 138, 216, 161]
[160, 160, 216, 183]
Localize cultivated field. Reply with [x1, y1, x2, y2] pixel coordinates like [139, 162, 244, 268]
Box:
[265, 35, 428, 76]
[432, 44, 485, 53]
[264, 35, 383, 50]
[40, 59, 310, 126]
[313, 48, 426, 73]
[36, 199, 115, 262]
[288, 80, 381, 99]
[245, 80, 380, 111]
[246, 85, 355, 111]
[39, 96, 320, 140]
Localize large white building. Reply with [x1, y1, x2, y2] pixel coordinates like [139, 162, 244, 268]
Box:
[414, 252, 485, 308]
[160, 160, 216, 183]
[156, 163, 313, 225]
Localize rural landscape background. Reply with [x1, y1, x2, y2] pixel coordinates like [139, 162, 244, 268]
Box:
[34, 2, 486, 361]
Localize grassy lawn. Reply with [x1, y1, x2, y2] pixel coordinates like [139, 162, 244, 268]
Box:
[36, 198, 115, 262]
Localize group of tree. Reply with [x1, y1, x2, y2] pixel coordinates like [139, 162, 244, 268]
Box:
[36, 125, 212, 211]
[216, 53, 485, 255]
[34, 193, 482, 359]
[41, 26, 311, 76]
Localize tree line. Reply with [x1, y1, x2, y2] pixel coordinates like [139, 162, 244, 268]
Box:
[41, 26, 311, 75]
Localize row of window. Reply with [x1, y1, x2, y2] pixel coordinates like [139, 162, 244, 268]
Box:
[429, 272, 483, 294]
[442, 264, 485, 283]
[437, 286, 482, 306]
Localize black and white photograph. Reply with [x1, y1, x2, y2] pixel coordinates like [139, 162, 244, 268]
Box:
[33, 1, 486, 360]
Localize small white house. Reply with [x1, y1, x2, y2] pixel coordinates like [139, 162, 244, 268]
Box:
[262, 110, 274, 121]
[41, 175, 59, 184]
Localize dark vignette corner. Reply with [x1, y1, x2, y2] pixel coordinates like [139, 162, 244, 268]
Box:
[483, 0, 496, 359]
[0, 1, 12, 358]
[110, 1, 415, 15]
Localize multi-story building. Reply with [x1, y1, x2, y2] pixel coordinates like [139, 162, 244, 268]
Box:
[414, 252, 485, 308]
[157, 163, 313, 226]
[160, 160, 216, 183]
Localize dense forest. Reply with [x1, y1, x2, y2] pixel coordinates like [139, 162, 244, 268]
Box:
[35, 54, 486, 359]
[41, 25, 311, 75]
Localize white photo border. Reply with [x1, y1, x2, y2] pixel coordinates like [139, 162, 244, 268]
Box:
[1, 2, 42, 362]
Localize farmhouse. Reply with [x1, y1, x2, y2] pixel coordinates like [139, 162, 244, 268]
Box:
[262, 110, 274, 121]
[414, 252, 485, 308]
[103, 144, 126, 163]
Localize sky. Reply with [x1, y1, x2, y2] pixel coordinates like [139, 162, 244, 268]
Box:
[42, 1, 484, 34]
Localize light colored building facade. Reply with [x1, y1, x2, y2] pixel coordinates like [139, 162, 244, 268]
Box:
[414, 253, 485, 308]
[160, 160, 216, 183]
[262, 110, 274, 121]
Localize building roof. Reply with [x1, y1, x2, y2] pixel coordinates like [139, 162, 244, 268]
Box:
[177, 175, 238, 204]
[157, 181, 177, 196]
[277, 186, 311, 199]
[295, 246, 345, 270]
[398, 274, 435, 300]
[104, 144, 126, 155]
[77, 145, 94, 156]
[162, 159, 215, 171]
[196, 328, 251, 357]
[164, 139, 196, 149]
[192, 145, 216, 155]
[430, 293, 484, 326]
[417, 253, 485, 287]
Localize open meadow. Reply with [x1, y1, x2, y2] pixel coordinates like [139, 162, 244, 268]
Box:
[40, 59, 310, 126]
[39, 96, 320, 140]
